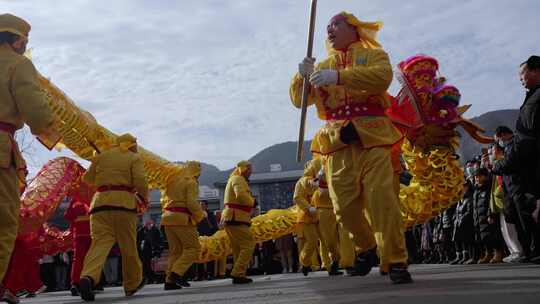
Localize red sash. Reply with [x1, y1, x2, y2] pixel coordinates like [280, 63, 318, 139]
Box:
[225, 203, 252, 213]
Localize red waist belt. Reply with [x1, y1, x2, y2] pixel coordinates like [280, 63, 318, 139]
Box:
[325, 102, 385, 121]
[96, 185, 134, 193]
[0, 122, 16, 136]
[225, 203, 252, 213]
[165, 207, 192, 215]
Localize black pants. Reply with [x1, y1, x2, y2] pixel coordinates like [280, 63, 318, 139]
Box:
[141, 255, 154, 282]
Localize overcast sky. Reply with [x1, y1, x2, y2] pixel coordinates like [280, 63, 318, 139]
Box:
[3, 0, 539, 173]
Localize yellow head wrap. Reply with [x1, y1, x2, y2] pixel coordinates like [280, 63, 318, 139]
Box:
[0, 14, 31, 38]
[116, 133, 137, 151]
[326, 11, 382, 52]
[184, 161, 201, 177]
[231, 160, 251, 177]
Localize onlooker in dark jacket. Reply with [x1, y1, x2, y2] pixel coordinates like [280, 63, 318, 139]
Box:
[487, 127, 525, 263]
[513, 55, 540, 261]
[137, 220, 162, 283]
[472, 168, 505, 264]
[452, 181, 475, 264]
[195, 201, 219, 280]
[516, 56, 540, 198]
[491, 124, 540, 261]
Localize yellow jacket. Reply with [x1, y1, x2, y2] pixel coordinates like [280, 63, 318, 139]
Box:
[294, 177, 318, 224]
[0, 44, 53, 177]
[312, 188, 333, 209]
[161, 176, 205, 226]
[221, 175, 254, 224]
[290, 42, 401, 154]
[83, 147, 148, 211]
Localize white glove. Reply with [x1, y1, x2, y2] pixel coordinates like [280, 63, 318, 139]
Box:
[310, 69, 338, 87]
[308, 206, 317, 215]
[298, 57, 315, 77]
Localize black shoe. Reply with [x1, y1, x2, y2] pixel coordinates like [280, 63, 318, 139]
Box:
[529, 255, 540, 264]
[125, 278, 146, 297]
[301, 266, 312, 276]
[389, 264, 413, 284]
[328, 261, 343, 276]
[1, 291, 19, 304]
[25, 292, 36, 298]
[164, 282, 182, 290]
[170, 272, 190, 287]
[70, 284, 79, 296]
[349, 247, 378, 276]
[0, 285, 19, 304]
[79, 276, 95, 302]
[232, 276, 253, 284]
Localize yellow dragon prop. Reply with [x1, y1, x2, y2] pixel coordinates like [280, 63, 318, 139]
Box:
[25, 54, 491, 262]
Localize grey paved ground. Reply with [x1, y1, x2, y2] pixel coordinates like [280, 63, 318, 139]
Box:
[21, 264, 540, 304]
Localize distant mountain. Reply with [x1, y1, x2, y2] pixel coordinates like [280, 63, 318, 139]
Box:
[199, 162, 229, 187]
[248, 141, 313, 173]
[198, 109, 520, 186]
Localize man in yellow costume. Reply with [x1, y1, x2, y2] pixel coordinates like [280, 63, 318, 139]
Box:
[160, 161, 206, 290]
[312, 163, 343, 276]
[291, 12, 411, 284]
[221, 161, 256, 284]
[0, 13, 55, 304]
[78, 134, 149, 301]
[293, 159, 322, 276]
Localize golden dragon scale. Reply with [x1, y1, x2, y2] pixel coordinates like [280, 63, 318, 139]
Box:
[28, 53, 486, 262]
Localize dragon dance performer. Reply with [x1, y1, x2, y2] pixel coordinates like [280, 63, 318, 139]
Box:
[160, 161, 206, 291]
[291, 12, 411, 283]
[64, 183, 94, 296]
[1, 229, 44, 300]
[312, 163, 343, 276]
[293, 159, 322, 276]
[78, 134, 149, 301]
[0, 13, 55, 303]
[221, 161, 256, 284]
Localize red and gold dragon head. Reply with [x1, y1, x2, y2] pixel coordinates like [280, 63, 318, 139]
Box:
[387, 54, 493, 150]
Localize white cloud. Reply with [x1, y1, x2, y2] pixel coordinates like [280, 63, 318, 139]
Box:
[3, 0, 539, 173]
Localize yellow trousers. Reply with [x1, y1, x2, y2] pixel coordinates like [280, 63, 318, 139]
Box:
[164, 225, 200, 281]
[297, 233, 320, 269]
[81, 211, 141, 292]
[215, 256, 227, 277]
[338, 224, 356, 268]
[319, 240, 331, 269]
[298, 223, 320, 268]
[0, 167, 19, 281]
[327, 145, 408, 267]
[318, 208, 340, 264]
[376, 173, 403, 273]
[224, 224, 255, 278]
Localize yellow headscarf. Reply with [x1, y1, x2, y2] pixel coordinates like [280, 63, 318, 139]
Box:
[231, 160, 251, 177]
[326, 11, 382, 52]
[183, 160, 201, 177]
[116, 133, 137, 151]
[165, 160, 201, 187]
[0, 14, 31, 38]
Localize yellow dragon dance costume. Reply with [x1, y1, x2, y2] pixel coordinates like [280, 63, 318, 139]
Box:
[21, 19, 491, 263]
